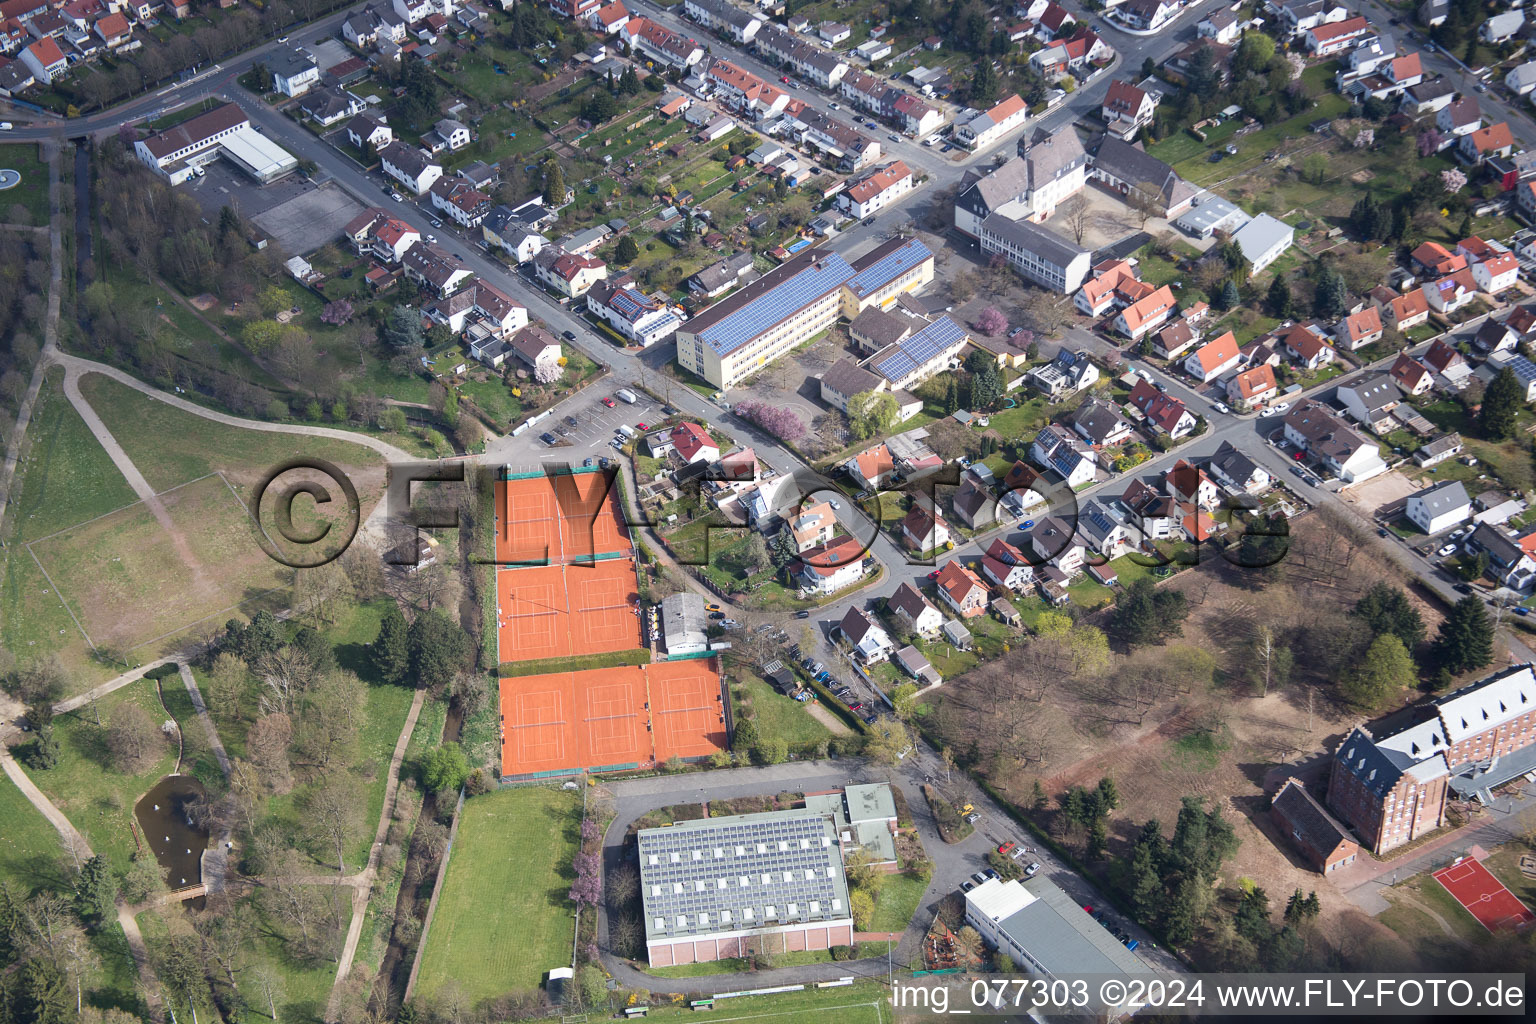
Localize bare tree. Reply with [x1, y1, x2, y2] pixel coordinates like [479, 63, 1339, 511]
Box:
[306, 775, 364, 875]
[1063, 194, 1092, 246]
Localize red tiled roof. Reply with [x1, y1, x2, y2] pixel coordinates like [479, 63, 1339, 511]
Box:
[934, 559, 984, 605]
[1189, 330, 1239, 374]
[669, 421, 717, 460]
[1117, 284, 1175, 331]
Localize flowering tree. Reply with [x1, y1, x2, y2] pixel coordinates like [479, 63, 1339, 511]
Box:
[535, 361, 564, 384]
[1417, 128, 1444, 157]
[320, 300, 354, 326]
[1441, 168, 1468, 195]
[1353, 128, 1374, 149]
[734, 399, 806, 440]
[973, 306, 1008, 336]
[569, 849, 602, 907]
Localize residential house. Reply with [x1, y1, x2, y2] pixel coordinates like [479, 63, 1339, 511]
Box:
[684, 0, 762, 44]
[934, 560, 988, 618]
[400, 242, 473, 296]
[999, 461, 1049, 517]
[796, 534, 867, 594]
[342, 208, 420, 263]
[1184, 331, 1241, 383]
[1423, 338, 1473, 388]
[379, 142, 443, 195]
[1406, 479, 1472, 535]
[844, 443, 894, 491]
[1412, 240, 1468, 276]
[1153, 320, 1199, 359]
[1074, 258, 1145, 318]
[1116, 0, 1178, 31]
[1128, 379, 1198, 438]
[18, 36, 63, 81]
[1480, 9, 1525, 42]
[1165, 459, 1220, 510]
[668, 422, 720, 464]
[505, 325, 562, 376]
[1197, 10, 1244, 44]
[1031, 423, 1097, 487]
[1282, 323, 1336, 369]
[620, 16, 706, 68]
[533, 247, 608, 297]
[1473, 251, 1520, 294]
[589, 0, 629, 33]
[1402, 75, 1456, 114]
[888, 581, 944, 638]
[1227, 364, 1279, 409]
[1460, 122, 1514, 164]
[586, 277, 681, 347]
[1076, 498, 1132, 559]
[426, 280, 525, 338]
[839, 607, 896, 663]
[1414, 433, 1464, 467]
[429, 177, 492, 229]
[1335, 307, 1384, 351]
[1206, 441, 1272, 495]
[1467, 523, 1536, 589]
[1068, 399, 1134, 448]
[1304, 14, 1370, 55]
[837, 160, 913, 218]
[1027, 516, 1086, 575]
[1496, 353, 1536, 402]
[1506, 59, 1536, 95]
[901, 504, 950, 553]
[1337, 375, 1403, 433]
[1390, 352, 1434, 396]
[981, 538, 1035, 592]
[1283, 400, 1388, 483]
[1113, 285, 1177, 341]
[1437, 96, 1481, 137]
[688, 251, 757, 298]
[952, 475, 998, 530]
[345, 112, 393, 152]
[1379, 288, 1431, 331]
[267, 49, 320, 96]
[1473, 319, 1518, 354]
[1422, 269, 1478, 314]
[954, 94, 1030, 153]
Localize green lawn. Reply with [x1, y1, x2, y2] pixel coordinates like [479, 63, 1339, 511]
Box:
[6, 369, 138, 543]
[414, 785, 583, 1002]
[78, 372, 384, 493]
[32, 677, 180, 876]
[867, 869, 931, 932]
[638, 982, 888, 1023]
[0, 141, 51, 225]
[730, 676, 834, 751]
[0, 773, 73, 895]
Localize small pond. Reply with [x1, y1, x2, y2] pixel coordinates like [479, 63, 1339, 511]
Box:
[134, 774, 209, 890]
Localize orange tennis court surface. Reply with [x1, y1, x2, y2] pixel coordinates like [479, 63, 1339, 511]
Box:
[496, 559, 641, 664]
[493, 471, 630, 565]
[499, 661, 727, 777]
[1433, 859, 1535, 933]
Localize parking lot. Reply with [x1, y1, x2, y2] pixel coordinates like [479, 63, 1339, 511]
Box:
[486, 382, 660, 464]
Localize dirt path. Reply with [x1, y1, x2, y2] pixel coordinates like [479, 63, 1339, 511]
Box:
[1385, 890, 1474, 947]
[58, 363, 211, 588]
[324, 686, 427, 1020]
[176, 663, 231, 779]
[616, 452, 734, 607]
[806, 701, 851, 735]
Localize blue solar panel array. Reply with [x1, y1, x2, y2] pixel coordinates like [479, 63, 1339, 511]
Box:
[846, 237, 934, 299]
[870, 315, 966, 384]
[697, 255, 856, 356]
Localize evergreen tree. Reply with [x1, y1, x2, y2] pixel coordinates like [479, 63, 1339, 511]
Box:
[1096, 776, 1120, 813]
[943, 375, 960, 414]
[970, 61, 1000, 105]
[27, 704, 60, 770]
[970, 363, 1002, 409]
[732, 718, 759, 754]
[1479, 367, 1523, 440]
[1031, 779, 1048, 812]
[1265, 276, 1294, 319]
[1086, 819, 1108, 860]
[1110, 577, 1189, 646]
[372, 605, 411, 685]
[1216, 278, 1241, 311]
[1313, 269, 1349, 320]
[73, 856, 117, 925]
[1163, 876, 1203, 946]
[1342, 634, 1416, 709]
[1389, 203, 1410, 241]
[1350, 582, 1426, 652]
[1234, 887, 1271, 946]
[1436, 595, 1495, 674]
[407, 610, 471, 690]
[615, 234, 640, 264]
[13, 958, 70, 1024]
[543, 158, 567, 208]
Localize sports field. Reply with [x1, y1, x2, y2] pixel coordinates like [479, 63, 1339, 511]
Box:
[495, 559, 641, 664]
[498, 660, 726, 777]
[28, 474, 288, 659]
[493, 470, 630, 565]
[413, 786, 582, 1002]
[1433, 857, 1536, 933]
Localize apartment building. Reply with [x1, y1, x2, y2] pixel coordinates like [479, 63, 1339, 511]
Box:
[979, 214, 1091, 293]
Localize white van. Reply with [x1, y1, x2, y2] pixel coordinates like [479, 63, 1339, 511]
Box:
[617, 424, 638, 438]
[615, 388, 638, 404]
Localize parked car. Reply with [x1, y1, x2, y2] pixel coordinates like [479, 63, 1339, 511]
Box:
[1516, 607, 1531, 617]
[961, 879, 977, 892]
[390, 192, 405, 203]
[1272, 402, 1291, 414]
[1212, 401, 1230, 414]
[562, 330, 576, 341]
[709, 611, 726, 620]
[1024, 862, 1041, 877]
[0, 123, 13, 131]
[997, 841, 1016, 856]
[829, 101, 841, 109]
[971, 872, 989, 887]
[602, 396, 617, 408]
[887, 133, 900, 142]
[848, 702, 865, 712]
[539, 431, 557, 445]
[608, 438, 624, 450]
[583, 457, 595, 467]
[795, 609, 811, 618]
[1437, 543, 1458, 556]
[1009, 846, 1028, 861]
[963, 811, 981, 824]
[1008, 326, 1025, 338]
[1454, 583, 1473, 594]
[721, 620, 742, 630]
[862, 713, 878, 724]
[564, 416, 578, 426]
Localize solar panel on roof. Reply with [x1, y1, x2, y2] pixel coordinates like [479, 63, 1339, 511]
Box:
[698, 255, 856, 355]
[846, 238, 933, 297]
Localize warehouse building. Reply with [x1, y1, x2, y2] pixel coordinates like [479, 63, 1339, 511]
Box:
[637, 811, 853, 965]
[134, 102, 297, 185]
[964, 876, 1151, 980]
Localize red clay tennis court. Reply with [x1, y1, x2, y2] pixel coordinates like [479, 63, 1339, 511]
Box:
[493, 471, 630, 566]
[499, 667, 651, 776]
[496, 559, 641, 664]
[498, 661, 727, 777]
[647, 659, 729, 763]
[1433, 858, 1535, 933]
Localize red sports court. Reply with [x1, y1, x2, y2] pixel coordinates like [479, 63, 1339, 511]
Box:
[498, 661, 727, 778]
[495, 558, 641, 664]
[493, 470, 629, 566]
[1433, 858, 1535, 933]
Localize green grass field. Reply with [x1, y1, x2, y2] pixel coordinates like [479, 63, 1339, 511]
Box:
[640, 983, 889, 1023]
[414, 785, 582, 1003]
[866, 870, 931, 933]
[731, 677, 833, 750]
[0, 141, 51, 226]
[77, 372, 384, 493]
[32, 677, 180, 875]
[0, 773, 73, 895]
